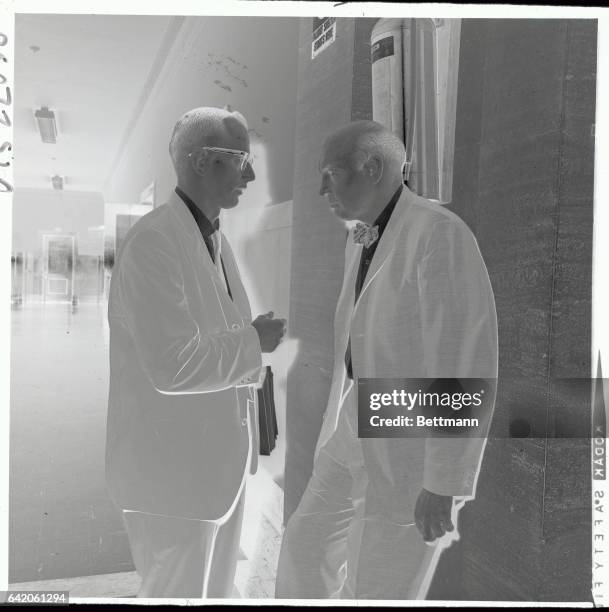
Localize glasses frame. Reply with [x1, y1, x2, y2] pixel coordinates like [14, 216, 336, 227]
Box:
[190, 146, 254, 173]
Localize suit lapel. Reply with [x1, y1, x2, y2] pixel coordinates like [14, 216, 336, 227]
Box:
[317, 234, 364, 453]
[327, 233, 359, 363]
[169, 195, 247, 320]
[218, 236, 252, 321]
[336, 236, 361, 324]
[352, 189, 412, 314]
[169, 194, 218, 279]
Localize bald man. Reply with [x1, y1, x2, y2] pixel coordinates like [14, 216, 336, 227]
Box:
[106, 107, 286, 598]
[276, 121, 497, 599]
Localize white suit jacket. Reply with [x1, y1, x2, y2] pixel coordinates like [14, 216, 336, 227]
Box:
[316, 188, 498, 522]
[106, 192, 261, 521]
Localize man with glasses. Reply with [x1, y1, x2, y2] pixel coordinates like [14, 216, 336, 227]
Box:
[106, 106, 286, 598]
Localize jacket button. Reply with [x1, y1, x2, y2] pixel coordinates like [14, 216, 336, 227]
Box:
[241, 417, 248, 426]
[232, 323, 240, 330]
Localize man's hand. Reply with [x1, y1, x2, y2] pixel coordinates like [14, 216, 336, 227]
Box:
[414, 488, 454, 543]
[251, 311, 287, 353]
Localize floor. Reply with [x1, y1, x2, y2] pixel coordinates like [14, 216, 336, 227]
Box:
[8, 516, 282, 600]
[9, 300, 283, 596]
[8, 484, 283, 599]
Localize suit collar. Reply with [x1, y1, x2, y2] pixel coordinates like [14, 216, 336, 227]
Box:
[168, 192, 251, 319]
[352, 187, 414, 308]
[169, 190, 202, 239]
[371, 184, 403, 238]
[169, 192, 219, 276]
[175, 186, 219, 238]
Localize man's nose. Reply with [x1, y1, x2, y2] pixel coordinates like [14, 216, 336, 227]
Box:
[319, 175, 329, 197]
[243, 162, 255, 182]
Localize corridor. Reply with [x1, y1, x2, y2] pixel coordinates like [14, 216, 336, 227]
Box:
[9, 301, 283, 596]
[10, 301, 129, 582]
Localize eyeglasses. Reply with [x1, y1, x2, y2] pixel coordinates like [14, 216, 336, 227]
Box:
[190, 146, 254, 172]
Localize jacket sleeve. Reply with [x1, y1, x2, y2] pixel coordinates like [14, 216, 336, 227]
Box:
[417, 218, 498, 498]
[117, 227, 262, 395]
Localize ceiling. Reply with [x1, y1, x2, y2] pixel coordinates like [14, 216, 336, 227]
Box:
[14, 14, 174, 193]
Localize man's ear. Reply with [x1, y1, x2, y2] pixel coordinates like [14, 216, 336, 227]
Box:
[190, 149, 210, 176]
[363, 155, 383, 184]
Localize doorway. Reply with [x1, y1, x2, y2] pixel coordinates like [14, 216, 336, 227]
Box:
[42, 233, 75, 302]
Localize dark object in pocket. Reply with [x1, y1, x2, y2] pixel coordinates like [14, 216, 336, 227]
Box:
[258, 366, 278, 455]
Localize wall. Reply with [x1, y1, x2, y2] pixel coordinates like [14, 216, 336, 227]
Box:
[104, 16, 299, 209]
[12, 188, 104, 256]
[284, 17, 376, 520]
[427, 19, 595, 602]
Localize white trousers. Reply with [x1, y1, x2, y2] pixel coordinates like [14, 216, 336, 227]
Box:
[122, 489, 245, 599]
[276, 384, 456, 600]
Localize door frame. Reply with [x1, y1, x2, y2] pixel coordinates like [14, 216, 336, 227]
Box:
[42, 233, 76, 303]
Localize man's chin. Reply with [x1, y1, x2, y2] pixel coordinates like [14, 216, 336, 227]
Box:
[330, 207, 352, 221]
[222, 195, 242, 209]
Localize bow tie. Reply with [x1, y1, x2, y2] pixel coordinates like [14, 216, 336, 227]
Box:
[353, 223, 379, 248]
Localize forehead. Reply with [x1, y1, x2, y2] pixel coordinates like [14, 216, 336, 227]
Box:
[320, 140, 353, 169]
[208, 119, 250, 152]
[224, 128, 250, 151]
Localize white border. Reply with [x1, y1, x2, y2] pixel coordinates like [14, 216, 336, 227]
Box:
[0, 0, 13, 596]
[4, 1, 609, 19]
[592, 12, 609, 611]
[2, 1, 608, 607]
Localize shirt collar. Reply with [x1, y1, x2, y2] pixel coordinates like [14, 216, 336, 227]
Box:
[372, 184, 403, 239]
[175, 186, 219, 238]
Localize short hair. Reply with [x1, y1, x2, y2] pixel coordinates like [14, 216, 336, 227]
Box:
[324, 120, 407, 175]
[169, 107, 249, 180]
